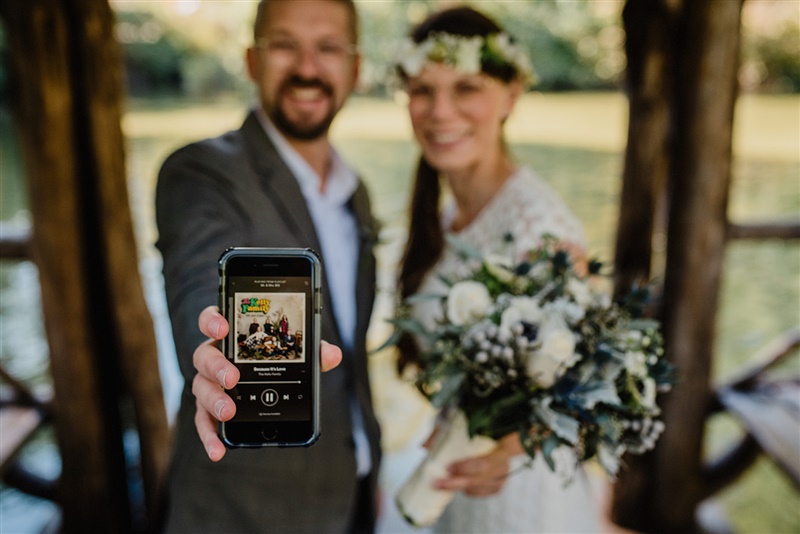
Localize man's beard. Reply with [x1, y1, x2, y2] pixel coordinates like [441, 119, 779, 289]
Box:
[272, 76, 337, 141]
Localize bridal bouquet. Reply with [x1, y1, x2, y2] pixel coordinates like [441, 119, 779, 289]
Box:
[389, 236, 675, 527]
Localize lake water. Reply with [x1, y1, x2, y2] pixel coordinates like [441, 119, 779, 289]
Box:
[1, 93, 798, 533]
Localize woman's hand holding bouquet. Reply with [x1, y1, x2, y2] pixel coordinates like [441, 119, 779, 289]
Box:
[388, 235, 675, 527]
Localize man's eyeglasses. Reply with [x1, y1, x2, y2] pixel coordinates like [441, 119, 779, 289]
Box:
[256, 37, 357, 70]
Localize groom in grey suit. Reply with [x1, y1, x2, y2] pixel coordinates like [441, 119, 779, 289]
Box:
[155, 1, 380, 532]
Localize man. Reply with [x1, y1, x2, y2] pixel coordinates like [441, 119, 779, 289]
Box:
[155, 1, 380, 532]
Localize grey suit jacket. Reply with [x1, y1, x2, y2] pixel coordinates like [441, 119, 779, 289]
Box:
[156, 111, 381, 533]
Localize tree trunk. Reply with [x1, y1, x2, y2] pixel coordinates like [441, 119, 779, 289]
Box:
[612, 0, 743, 531]
[0, 1, 170, 532]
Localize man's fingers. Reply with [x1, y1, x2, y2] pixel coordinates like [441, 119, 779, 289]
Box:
[194, 397, 227, 462]
[193, 341, 239, 388]
[320, 340, 342, 372]
[192, 374, 236, 422]
[198, 305, 229, 340]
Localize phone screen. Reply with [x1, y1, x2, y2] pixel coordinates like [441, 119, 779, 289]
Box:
[219, 249, 321, 447]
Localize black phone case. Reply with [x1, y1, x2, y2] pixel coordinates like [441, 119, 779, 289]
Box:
[217, 247, 322, 448]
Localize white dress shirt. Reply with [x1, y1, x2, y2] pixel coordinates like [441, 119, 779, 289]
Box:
[256, 110, 372, 476]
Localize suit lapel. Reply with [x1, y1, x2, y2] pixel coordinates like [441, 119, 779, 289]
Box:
[240, 112, 322, 254]
[239, 112, 345, 347]
[348, 184, 378, 342]
[239, 111, 378, 358]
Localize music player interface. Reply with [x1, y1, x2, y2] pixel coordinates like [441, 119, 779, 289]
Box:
[227, 276, 311, 422]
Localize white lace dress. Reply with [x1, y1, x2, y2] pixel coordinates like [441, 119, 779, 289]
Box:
[414, 167, 600, 534]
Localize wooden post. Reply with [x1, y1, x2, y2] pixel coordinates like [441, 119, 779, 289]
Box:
[612, 0, 744, 531]
[612, 0, 677, 295]
[0, 1, 170, 531]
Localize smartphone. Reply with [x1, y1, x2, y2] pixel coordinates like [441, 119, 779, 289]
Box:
[218, 247, 322, 448]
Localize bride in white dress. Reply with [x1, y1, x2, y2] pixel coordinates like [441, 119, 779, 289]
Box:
[393, 6, 601, 533]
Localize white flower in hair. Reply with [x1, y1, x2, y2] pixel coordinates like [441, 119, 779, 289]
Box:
[394, 31, 534, 84]
[454, 35, 483, 73]
[397, 38, 433, 76]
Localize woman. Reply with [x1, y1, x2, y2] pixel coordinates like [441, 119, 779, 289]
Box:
[395, 6, 600, 533]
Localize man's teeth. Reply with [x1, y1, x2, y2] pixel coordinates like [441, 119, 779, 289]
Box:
[292, 88, 322, 100]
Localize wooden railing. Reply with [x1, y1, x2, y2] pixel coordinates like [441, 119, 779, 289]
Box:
[702, 217, 800, 494]
[0, 222, 57, 499]
[728, 219, 800, 240]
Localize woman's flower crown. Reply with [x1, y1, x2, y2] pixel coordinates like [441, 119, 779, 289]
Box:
[395, 31, 535, 84]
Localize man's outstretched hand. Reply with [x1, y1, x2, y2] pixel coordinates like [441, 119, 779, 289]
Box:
[192, 305, 343, 461]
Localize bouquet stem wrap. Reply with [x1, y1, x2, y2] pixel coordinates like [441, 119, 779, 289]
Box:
[395, 409, 496, 527]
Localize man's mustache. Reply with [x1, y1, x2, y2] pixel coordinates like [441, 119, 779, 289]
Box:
[280, 76, 333, 96]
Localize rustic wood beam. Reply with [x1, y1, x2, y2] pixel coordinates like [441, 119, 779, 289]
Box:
[652, 0, 744, 529]
[700, 433, 762, 499]
[612, 0, 676, 296]
[612, 0, 745, 531]
[727, 220, 800, 240]
[725, 328, 800, 388]
[0, 0, 169, 531]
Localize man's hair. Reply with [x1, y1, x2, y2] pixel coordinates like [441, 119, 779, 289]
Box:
[253, 0, 359, 44]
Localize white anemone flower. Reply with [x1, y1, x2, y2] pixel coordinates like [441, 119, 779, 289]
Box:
[526, 315, 578, 387]
[446, 280, 492, 326]
[500, 296, 544, 337]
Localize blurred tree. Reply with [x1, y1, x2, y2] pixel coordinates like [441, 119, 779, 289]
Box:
[94, 0, 799, 99]
[1, 0, 796, 100]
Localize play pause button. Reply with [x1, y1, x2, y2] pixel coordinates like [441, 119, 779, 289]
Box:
[260, 389, 279, 406]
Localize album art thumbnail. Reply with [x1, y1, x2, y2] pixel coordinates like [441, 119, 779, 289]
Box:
[235, 292, 305, 363]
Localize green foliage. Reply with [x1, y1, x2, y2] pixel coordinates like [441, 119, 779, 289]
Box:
[742, 23, 800, 93]
[99, 0, 800, 98]
[115, 10, 242, 98]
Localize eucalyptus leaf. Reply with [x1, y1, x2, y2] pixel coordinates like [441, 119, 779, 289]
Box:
[445, 234, 484, 261]
[597, 441, 621, 477]
[405, 292, 447, 304]
[533, 400, 580, 444]
[371, 329, 404, 354]
[430, 372, 464, 408]
[573, 381, 621, 409]
[388, 317, 430, 339]
[627, 318, 661, 331]
[541, 434, 561, 471]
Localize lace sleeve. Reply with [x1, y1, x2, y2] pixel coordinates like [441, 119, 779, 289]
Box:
[500, 169, 587, 258]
